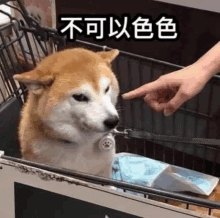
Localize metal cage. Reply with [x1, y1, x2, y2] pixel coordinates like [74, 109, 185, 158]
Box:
[0, 0, 220, 217]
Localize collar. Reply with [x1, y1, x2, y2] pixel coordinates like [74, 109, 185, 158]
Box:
[56, 132, 114, 144]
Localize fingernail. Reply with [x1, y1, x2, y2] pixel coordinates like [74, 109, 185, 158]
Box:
[122, 94, 127, 99]
[164, 109, 173, 116]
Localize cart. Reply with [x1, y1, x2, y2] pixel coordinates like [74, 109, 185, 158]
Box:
[0, 1, 219, 217]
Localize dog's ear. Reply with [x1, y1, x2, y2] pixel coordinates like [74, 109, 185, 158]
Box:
[97, 49, 119, 64]
[13, 69, 54, 95]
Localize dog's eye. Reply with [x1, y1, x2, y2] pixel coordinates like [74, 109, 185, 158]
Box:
[72, 94, 89, 102]
[105, 86, 110, 93]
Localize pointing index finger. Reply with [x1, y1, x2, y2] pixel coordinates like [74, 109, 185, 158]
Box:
[122, 80, 164, 100]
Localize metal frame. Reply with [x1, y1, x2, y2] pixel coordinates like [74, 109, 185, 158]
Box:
[1, 152, 213, 218]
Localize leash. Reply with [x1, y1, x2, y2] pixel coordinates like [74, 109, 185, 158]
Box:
[51, 129, 220, 151]
[113, 129, 220, 148]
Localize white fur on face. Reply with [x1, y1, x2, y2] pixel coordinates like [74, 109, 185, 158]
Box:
[47, 77, 119, 140]
[99, 77, 118, 118]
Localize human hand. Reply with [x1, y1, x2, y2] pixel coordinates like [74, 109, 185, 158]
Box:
[122, 64, 211, 116]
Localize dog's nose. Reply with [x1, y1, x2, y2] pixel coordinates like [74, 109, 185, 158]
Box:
[104, 116, 119, 129]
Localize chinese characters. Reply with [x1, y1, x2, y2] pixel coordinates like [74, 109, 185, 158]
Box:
[58, 14, 179, 41]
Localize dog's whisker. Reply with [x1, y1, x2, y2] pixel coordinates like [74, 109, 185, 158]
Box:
[116, 106, 125, 109]
[117, 109, 125, 111]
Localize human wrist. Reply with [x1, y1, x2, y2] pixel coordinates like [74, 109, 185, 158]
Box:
[191, 61, 218, 82]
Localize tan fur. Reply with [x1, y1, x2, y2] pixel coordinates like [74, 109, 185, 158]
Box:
[14, 48, 120, 179]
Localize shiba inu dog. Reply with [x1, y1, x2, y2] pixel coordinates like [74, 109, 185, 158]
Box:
[13, 48, 120, 180]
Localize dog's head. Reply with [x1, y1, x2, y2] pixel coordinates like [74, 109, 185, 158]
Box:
[14, 48, 120, 136]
